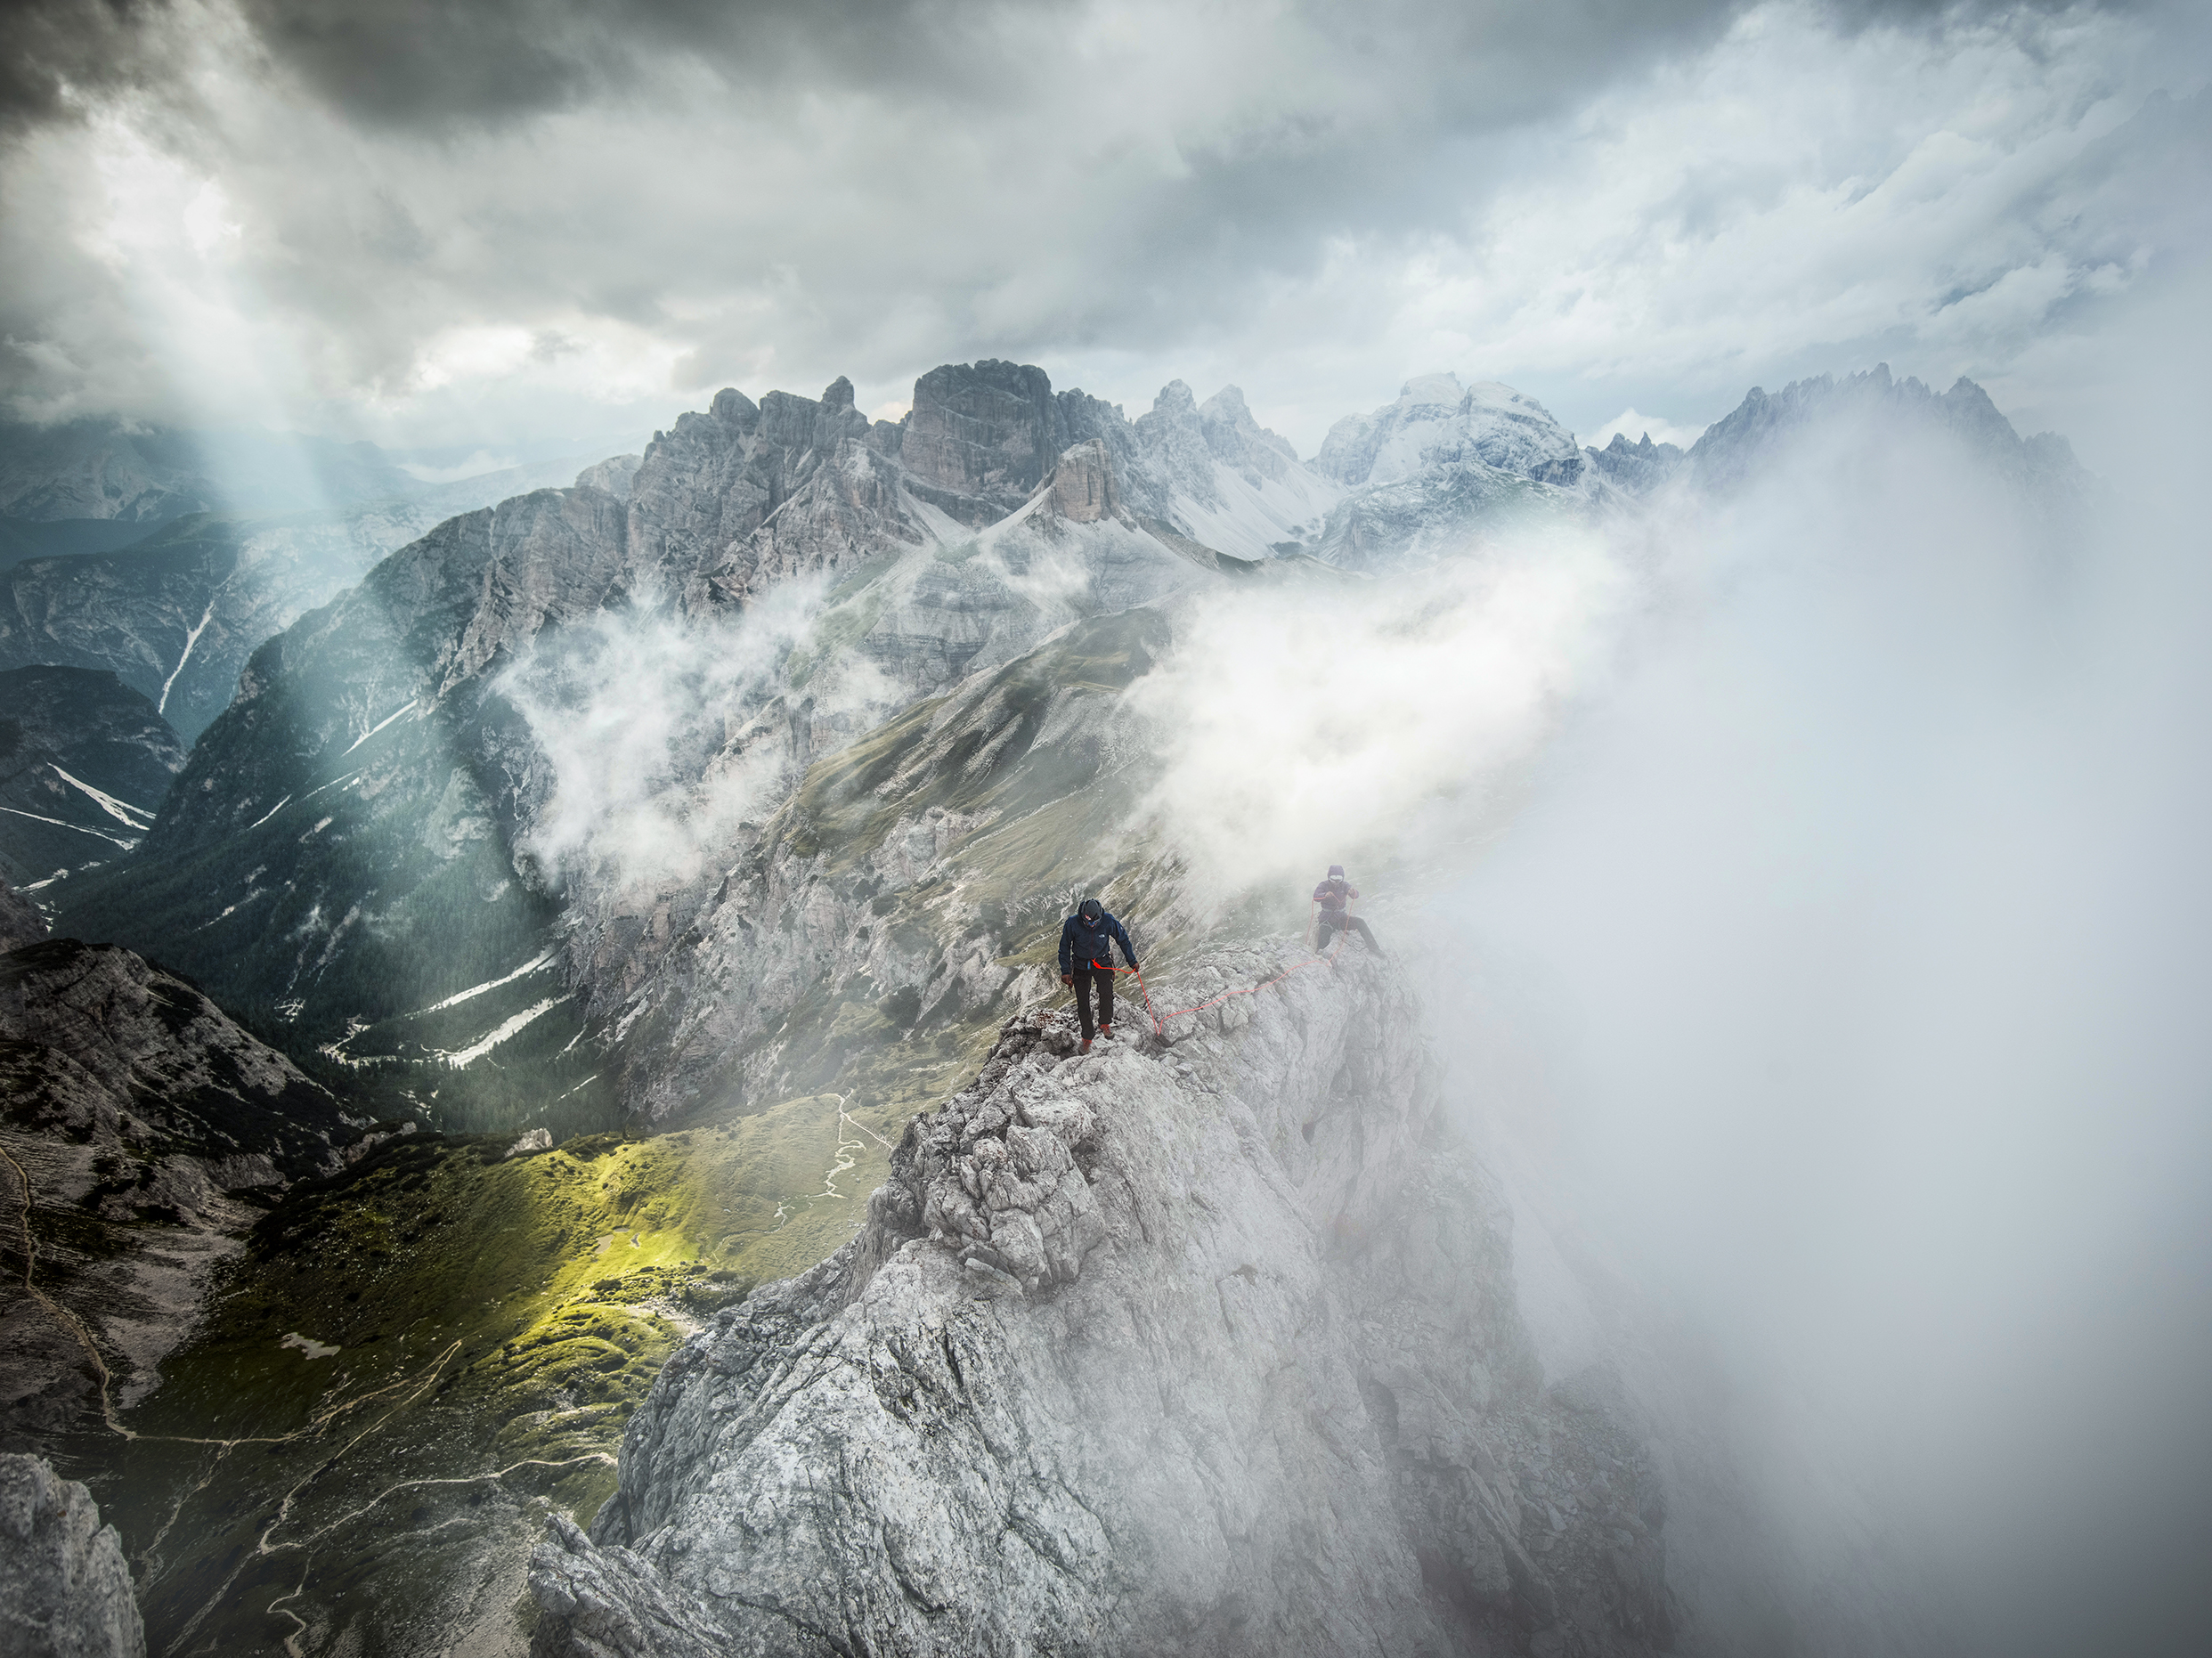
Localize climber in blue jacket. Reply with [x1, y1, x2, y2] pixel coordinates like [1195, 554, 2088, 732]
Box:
[1058, 896, 1139, 1053]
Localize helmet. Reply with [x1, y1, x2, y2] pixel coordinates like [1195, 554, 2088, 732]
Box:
[1078, 898, 1102, 922]
[1327, 864, 1345, 878]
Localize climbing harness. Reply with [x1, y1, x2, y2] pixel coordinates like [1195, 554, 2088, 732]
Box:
[1109, 938, 1347, 1039]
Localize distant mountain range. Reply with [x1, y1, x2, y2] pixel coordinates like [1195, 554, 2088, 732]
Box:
[20, 354, 2089, 1135]
[0, 447, 643, 743]
[0, 354, 2080, 1656]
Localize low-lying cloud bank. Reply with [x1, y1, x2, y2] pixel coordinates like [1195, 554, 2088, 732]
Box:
[1116, 336, 2208, 1649]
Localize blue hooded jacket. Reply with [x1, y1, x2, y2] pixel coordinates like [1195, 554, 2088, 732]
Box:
[1059, 900, 1138, 974]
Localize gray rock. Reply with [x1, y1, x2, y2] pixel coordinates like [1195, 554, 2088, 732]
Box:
[574, 454, 644, 500]
[900, 361, 1059, 525]
[1316, 373, 1587, 492]
[0, 1454, 145, 1658]
[1582, 432, 1686, 494]
[1197, 385, 1300, 487]
[1045, 438, 1121, 523]
[1305, 374, 1600, 570]
[0, 939, 353, 1437]
[1134, 378, 1221, 504]
[0, 876, 45, 953]
[533, 948, 1677, 1656]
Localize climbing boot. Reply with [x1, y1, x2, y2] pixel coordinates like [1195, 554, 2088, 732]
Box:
[1100, 1023, 1113, 1041]
[1079, 1038, 1093, 1055]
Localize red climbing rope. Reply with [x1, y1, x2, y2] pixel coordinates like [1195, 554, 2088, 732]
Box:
[1108, 939, 1347, 1039]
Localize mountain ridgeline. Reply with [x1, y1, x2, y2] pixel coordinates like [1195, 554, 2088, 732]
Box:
[44, 357, 2087, 1143]
[0, 356, 2084, 1655]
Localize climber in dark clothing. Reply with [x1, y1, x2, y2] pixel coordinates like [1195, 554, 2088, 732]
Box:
[1312, 864, 1383, 955]
[1059, 897, 1139, 1053]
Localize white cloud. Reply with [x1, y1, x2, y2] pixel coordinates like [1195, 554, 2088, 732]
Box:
[0, 0, 2203, 462]
[395, 448, 519, 484]
[1130, 520, 1634, 903]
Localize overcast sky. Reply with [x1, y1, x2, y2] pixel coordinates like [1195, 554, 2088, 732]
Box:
[1, 0, 2205, 465]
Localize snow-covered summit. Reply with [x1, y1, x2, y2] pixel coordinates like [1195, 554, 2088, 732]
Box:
[1316, 372, 1587, 492]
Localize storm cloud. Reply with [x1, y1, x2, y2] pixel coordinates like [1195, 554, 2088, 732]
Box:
[0, 0, 2204, 462]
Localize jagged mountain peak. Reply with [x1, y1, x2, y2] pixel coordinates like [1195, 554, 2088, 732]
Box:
[707, 386, 760, 429]
[1398, 370, 1466, 406]
[1149, 377, 1199, 413]
[1198, 384, 1301, 476]
[1681, 362, 2098, 498]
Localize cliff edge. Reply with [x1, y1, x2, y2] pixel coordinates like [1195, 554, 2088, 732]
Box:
[0, 1453, 144, 1657]
[531, 943, 1676, 1657]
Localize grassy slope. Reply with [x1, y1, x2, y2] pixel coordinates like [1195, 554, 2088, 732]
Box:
[41, 607, 1221, 1651]
[57, 1080, 909, 1654]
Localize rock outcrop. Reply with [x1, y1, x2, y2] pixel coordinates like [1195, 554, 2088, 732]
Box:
[0, 877, 45, 952]
[532, 947, 1677, 1657]
[0, 1454, 144, 1658]
[1046, 438, 1121, 523]
[900, 361, 1060, 525]
[0, 939, 356, 1440]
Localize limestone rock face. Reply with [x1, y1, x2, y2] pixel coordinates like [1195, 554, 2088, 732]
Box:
[1046, 438, 1120, 523]
[628, 379, 932, 609]
[0, 876, 45, 952]
[574, 453, 644, 499]
[532, 948, 1677, 1657]
[0, 1454, 145, 1658]
[900, 361, 1059, 524]
[1134, 378, 1219, 504]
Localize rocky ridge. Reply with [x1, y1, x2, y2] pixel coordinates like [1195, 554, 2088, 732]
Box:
[1582, 365, 2097, 504]
[0, 1453, 144, 1657]
[0, 938, 359, 1443]
[0, 456, 640, 744]
[1582, 433, 1686, 494]
[532, 946, 1676, 1657]
[0, 877, 45, 952]
[48, 362, 1340, 1123]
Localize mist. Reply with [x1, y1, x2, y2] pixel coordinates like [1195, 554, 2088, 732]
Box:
[497, 574, 893, 898]
[1436, 410, 2212, 1642]
[1093, 301, 2212, 1647]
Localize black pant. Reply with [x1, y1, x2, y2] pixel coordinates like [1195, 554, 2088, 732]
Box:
[1317, 914, 1381, 955]
[1071, 965, 1115, 1038]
